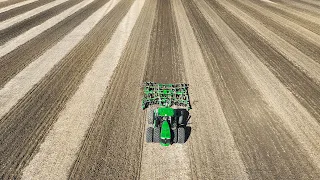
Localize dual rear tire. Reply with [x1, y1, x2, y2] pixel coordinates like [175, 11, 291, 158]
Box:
[145, 127, 160, 143]
[146, 127, 153, 143]
[173, 128, 178, 143]
[177, 127, 185, 144]
[172, 127, 186, 144]
[153, 127, 160, 143]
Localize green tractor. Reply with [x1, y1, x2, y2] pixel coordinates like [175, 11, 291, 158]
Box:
[142, 82, 191, 146]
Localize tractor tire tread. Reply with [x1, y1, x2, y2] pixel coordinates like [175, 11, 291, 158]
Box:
[147, 108, 154, 124]
[146, 127, 153, 143]
[153, 127, 160, 143]
[178, 127, 185, 143]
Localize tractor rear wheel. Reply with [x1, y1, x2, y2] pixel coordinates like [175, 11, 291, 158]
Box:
[153, 127, 160, 143]
[146, 127, 153, 143]
[173, 128, 178, 143]
[147, 108, 154, 124]
[178, 114, 184, 125]
[178, 110, 187, 125]
[178, 127, 185, 143]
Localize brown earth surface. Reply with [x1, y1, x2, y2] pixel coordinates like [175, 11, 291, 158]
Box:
[0, 0, 84, 45]
[0, 0, 55, 22]
[0, 0, 320, 179]
[0, 0, 26, 8]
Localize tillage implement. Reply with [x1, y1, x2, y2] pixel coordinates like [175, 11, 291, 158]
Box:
[142, 82, 191, 146]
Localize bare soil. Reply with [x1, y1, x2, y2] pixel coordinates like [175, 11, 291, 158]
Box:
[0, 0, 320, 179]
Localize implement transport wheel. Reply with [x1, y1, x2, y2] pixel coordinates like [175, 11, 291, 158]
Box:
[146, 127, 153, 143]
[147, 108, 154, 124]
[153, 127, 160, 143]
[178, 127, 185, 143]
[173, 128, 178, 143]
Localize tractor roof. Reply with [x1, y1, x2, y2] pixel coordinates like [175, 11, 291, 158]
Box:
[158, 107, 174, 117]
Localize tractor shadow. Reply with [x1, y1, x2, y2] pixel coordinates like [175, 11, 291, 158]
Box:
[175, 109, 192, 143]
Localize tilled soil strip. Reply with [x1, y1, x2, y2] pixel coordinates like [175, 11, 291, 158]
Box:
[206, 0, 320, 175]
[0, 0, 27, 9]
[225, 1, 320, 118]
[0, 0, 69, 31]
[139, 0, 191, 179]
[172, 0, 248, 179]
[219, 0, 320, 121]
[296, 0, 320, 9]
[257, 0, 320, 27]
[0, 0, 39, 13]
[0, 0, 94, 57]
[284, 0, 320, 17]
[0, 0, 132, 178]
[68, 0, 155, 179]
[256, 0, 320, 34]
[0, 0, 109, 88]
[183, 0, 319, 179]
[235, 0, 320, 63]
[21, 0, 142, 179]
[219, 1, 320, 85]
[217, 0, 320, 172]
[0, 0, 100, 121]
[0, 0, 55, 22]
[0, 0, 84, 45]
[143, 0, 184, 83]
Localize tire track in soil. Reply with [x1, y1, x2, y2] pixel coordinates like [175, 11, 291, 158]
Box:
[233, 0, 320, 64]
[222, 0, 320, 121]
[0, 0, 55, 22]
[183, 0, 319, 179]
[0, 0, 109, 88]
[139, 0, 191, 179]
[68, 1, 155, 179]
[0, 0, 132, 178]
[0, 0, 84, 45]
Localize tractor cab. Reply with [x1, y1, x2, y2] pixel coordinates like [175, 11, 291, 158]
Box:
[157, 107, 174, 117]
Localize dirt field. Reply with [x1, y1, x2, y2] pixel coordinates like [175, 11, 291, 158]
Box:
[0, 0, 320, 179]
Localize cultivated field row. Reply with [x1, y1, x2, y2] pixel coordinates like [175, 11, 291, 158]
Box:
[0, 0, 319, 179]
